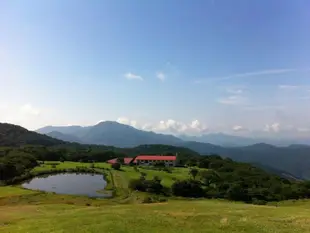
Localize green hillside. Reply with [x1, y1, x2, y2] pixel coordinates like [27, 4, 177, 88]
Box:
[1, 186, 310, 233]
[0, 123, 64, 146]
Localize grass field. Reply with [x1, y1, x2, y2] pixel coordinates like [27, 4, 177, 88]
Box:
[1, 186, 310, 233]
[33, 161, 192, 190]
[2, 162, 310, 232]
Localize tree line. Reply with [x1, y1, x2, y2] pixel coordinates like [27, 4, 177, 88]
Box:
[129, 155, 310, 204]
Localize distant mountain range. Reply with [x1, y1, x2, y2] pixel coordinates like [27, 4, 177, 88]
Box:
[179, 133, 310, 147]
[38, 123, 310, 147]
[36, 121, 310, 179]
[1, 121, 310, 180]
[38, 121, 183, 147]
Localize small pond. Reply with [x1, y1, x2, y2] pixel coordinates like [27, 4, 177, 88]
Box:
[22, 173, 110, 198]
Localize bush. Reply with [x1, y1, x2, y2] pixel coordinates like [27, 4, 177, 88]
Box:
[189, 168, 199, 180]
[140, 171, 147, 177]
[252, 199, 267, 205]
[163, 167, 172, 173]
[172, 180, 204, 198]
[142, 196, 153, 203]
[111, 162, 121, 170]
[142, 195, 168, 204]
[46, 162, 60, 166]
[128, 177, 164, 194]
[129, 179, 146, 192]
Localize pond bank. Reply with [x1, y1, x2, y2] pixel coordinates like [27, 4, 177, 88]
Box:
[22, 173, 110, 198]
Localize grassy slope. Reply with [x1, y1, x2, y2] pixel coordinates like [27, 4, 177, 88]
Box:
[1, 187, 310, 233]
[2, 162, 310, 232]
[34, 162, 192, 187]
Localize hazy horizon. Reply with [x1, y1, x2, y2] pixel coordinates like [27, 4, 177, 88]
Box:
[1, 0, 309, 138]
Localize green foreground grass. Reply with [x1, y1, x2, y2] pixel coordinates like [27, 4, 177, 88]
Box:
[1, 186, 310, 233]
[1, 162, 310, 232]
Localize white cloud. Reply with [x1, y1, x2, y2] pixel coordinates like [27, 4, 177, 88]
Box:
[124, 72, 143, 81]
[116, 117, 138, 128]
[156, 72, 166, 81]
[244, 105, 285, 111]
[116, 117, 207, 135]
[264, 123, 280, 132]
[278, 85, 300, 90]
[297, 127, 310, 132]
[279, 85, 310, 90]
[0, 103, 55, 130]
[153, 119, 208, 135]
[225, 86, 246, 95]
[232, 125, 244, 131]
[195, 68, 300, 83]
[20, 104, 40, 116]
[227, 88, 243, 94]
[217, 95, 247, 105]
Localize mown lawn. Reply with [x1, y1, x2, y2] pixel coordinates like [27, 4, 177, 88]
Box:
[1, 186, 310, 233]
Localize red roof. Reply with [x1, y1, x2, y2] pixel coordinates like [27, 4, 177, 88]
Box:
[107, 158, 133, 164]
[124, 158, 133, 164]
[107, 158, 117, 164]
[134, 155, 176, 163]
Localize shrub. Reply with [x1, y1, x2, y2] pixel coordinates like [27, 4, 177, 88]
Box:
[252, 199, 267, 205]
[172, 180, 204, 198]
[128, 177, 164, 194]
[189, 168, 199, 180]
[111, 162, 121, 170]
[129, 179, 146, 191]
[142, 195, 167, 204]
[46, 162, 60, 166]
[142, 196, 153, 203]
[163, 167, 172, 173]
[140, 171, 147, 177]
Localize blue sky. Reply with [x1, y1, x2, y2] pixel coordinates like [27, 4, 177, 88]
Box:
[0, 0, 310, 137]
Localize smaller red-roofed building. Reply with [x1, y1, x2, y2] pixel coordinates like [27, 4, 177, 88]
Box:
[133, 155, 177, 167]
[107, 157, 133, 165]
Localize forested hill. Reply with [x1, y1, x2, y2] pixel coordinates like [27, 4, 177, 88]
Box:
[2, 122, 310, 180]
[0, 123, 65, 146]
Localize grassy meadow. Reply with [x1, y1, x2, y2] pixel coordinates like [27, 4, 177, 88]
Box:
[1, 162, 310, 232]
[1, 186, 310, 233]
[34, 161, 192, 188]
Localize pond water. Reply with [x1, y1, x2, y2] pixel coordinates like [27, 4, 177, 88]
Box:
[22, 173, 110, 198]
